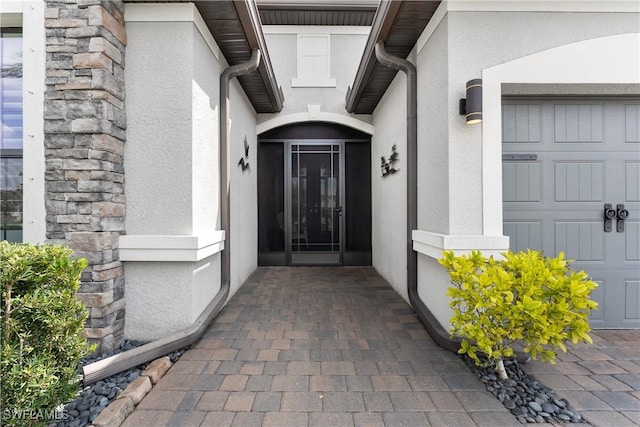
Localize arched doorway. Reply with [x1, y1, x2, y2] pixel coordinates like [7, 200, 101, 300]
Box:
[258, 122, 372, 266]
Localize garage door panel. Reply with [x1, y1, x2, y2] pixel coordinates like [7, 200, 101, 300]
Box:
[625, 280, 640, 322]
[504, 98, 640, 329]
[554, 104, 603, 143]
[503, 161, 542, 202]
[554, 161, 604, 202]
[554, 221, 604, 262]
[626, 222, 640, 261]
[504, 221, 542, 253]
[626, 104, 640, 143]
[625, 162, 640, 202]
[503, 104, 541, 143]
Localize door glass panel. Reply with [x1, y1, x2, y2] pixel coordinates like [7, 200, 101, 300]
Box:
[258, 142, 285, 265]
[291, 144, 340, 254]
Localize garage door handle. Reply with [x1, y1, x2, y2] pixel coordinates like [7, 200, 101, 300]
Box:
[617, 204, 629, 233]
[604, 204, 616, 232]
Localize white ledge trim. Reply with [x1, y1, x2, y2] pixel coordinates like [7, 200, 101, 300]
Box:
[412, 230, 509, 259]
[124, 3, 220, 61]
[119, 231, 225, 262]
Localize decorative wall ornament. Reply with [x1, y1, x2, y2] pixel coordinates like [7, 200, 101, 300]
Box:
[238, 135, 250, 172]
[380, 144, 399, 177]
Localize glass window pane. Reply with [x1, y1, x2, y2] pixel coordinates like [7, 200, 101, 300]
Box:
[1, 28, 23, 242]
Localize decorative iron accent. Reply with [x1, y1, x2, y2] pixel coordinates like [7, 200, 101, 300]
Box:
[380, 144, 399, 177]
[238, 135, 250, 173]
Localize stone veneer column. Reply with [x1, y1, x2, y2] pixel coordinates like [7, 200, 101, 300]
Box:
[44, 0, 126, 352]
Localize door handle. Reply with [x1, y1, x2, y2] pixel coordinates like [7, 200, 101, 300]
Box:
[335, 206, 343, 216]
[616, 204, 629, 233]
[604, 203, 616, 232]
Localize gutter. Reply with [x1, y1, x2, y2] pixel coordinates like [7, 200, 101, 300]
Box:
[82, 49, 262, 385]
[373, 41, 460, 354]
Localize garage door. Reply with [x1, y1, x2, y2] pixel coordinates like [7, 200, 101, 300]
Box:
[502, 98, 640, 329]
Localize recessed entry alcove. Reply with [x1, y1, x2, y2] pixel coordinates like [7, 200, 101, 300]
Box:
[258, 122, 372, 266]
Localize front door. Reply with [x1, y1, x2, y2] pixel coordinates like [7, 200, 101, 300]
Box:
[288, 142, 343, 265]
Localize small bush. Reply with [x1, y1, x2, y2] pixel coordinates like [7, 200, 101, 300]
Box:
[439, 249, 598, 379]
[1, 242, 94, 425]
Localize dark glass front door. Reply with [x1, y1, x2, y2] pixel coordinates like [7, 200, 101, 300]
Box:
[289, 143, 342, 265]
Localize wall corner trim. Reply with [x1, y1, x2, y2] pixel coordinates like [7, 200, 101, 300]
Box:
[412, 230, 509, 259]
[119, 231, 225, 262]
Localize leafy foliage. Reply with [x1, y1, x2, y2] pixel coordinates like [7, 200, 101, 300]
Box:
[1, 242, 94, 425]
[439, 250, 598, 376]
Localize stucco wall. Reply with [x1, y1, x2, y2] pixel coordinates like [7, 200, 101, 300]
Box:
[411, 7, 640, 331]
[123, 18, 223, 340]
[229, 76, 258, 299]
[371, 69, 408, 301]
[263, 30, 370, 118]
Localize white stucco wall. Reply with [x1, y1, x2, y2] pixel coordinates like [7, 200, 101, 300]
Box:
[260, 27, 371, 123]
[371, 70, 408, 301]
[229, 77, 258, 298]
[122, 6, 226, 340]
[409, 5, 640, 331]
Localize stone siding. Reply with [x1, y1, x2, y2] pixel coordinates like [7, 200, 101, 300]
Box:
[44, 0, 126, 352]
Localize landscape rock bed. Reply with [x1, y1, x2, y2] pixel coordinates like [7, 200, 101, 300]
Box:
[462, 355, 588, 424]
[48, 341, 187, 427]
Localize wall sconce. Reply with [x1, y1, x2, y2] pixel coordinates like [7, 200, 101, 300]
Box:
[459, 78, 482, 125]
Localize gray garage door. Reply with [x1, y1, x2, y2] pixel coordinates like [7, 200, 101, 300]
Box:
[502, 98, 640, 329]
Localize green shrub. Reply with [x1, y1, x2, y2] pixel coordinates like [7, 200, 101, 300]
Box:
[439, 249, 598, 380]
[1, 242, 94, 426]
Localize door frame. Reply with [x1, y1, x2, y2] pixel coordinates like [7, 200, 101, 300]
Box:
[285, 139, 345, 265]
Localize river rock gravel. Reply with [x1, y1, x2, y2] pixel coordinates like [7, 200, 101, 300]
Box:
[47, 341, 187, 427]
[461, 355, 587, 424]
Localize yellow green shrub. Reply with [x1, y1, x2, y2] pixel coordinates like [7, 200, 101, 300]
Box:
[439, 250, 598, 379]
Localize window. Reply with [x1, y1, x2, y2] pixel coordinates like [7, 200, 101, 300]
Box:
[1, 27, 23, 242]
[292, 34, 336, 87]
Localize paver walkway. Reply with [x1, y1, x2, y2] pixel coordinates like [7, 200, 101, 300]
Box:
[124, 267, 640, 427]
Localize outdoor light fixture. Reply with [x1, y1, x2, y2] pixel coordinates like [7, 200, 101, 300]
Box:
[459, 78, 482, 125]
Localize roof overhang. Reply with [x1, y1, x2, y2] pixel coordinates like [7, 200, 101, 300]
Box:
[194, 0, 284, 113]
[257, 0, 378, 25]
[345, 0, 441, 114]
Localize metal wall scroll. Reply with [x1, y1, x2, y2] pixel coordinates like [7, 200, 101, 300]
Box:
[238, 135, 250, 173]
[380, 144, 399, 177]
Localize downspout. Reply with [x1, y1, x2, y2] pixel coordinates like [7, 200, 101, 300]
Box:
[220, 48, 262, 297]
[82, 49, 262, 385]
[374, 41, 459, 353]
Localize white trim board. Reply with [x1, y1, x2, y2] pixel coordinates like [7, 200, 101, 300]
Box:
[2, 1, 47, 242]
[257, 111, 374, 135]
[481, 33, 640, 236]
[263, 25, 371, 35]
[124, 3, 220, 61]
[412, 230, 509, 259]
[119, 231, 225, 262]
